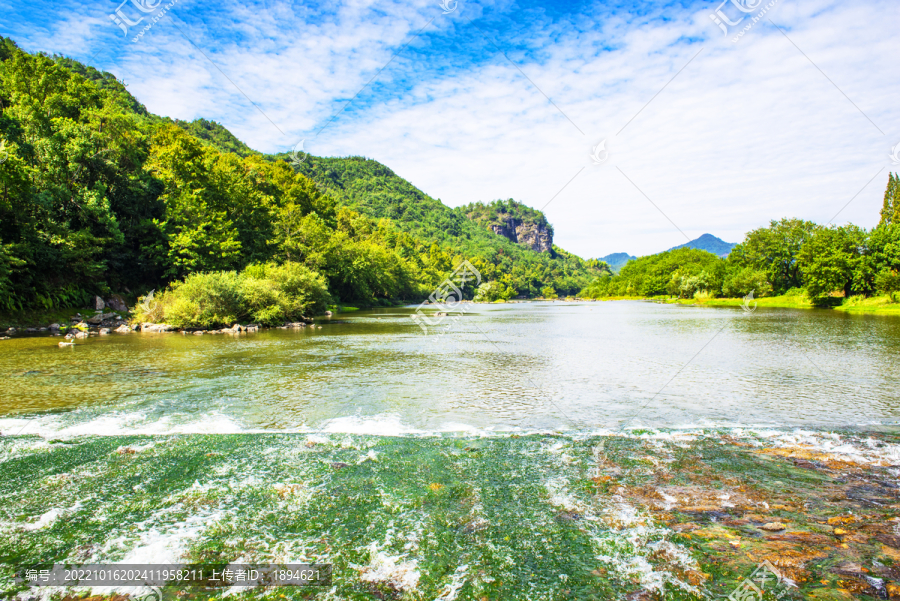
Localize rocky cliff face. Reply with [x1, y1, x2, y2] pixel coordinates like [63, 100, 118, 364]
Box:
[489, 218, 553, 253]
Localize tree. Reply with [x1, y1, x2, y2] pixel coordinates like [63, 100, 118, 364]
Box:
[880, 172, 900, 226]
[797, 225, 871, 299]
[728, 218, 817, 293]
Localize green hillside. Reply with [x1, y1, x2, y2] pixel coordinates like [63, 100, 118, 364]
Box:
[0, 37, 605, 318]
[291, 155, 608, 297]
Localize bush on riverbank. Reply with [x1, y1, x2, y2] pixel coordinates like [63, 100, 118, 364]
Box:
[133, 262, 331, 328]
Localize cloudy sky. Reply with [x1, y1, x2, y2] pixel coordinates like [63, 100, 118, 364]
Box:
[4, 0, 897, 257]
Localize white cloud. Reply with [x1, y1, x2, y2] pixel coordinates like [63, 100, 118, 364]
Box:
[8, 0, 898, 257]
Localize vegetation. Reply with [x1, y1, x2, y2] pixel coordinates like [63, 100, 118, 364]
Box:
[580, 188, 900, 312]
[133, 262, 330, 328]
[0, 37, 606, 320]
[459, 198, 553, 237]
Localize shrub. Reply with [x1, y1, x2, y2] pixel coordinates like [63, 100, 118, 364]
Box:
[162, 271, 244, 328]
[722, 267, 773, 298]
[133, 263, 331, 328]
[241, 262, 331, 325]
[474, 281, 511, 302]
[875, 269, 900, 301]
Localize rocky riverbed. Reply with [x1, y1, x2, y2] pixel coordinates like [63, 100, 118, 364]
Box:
[1, 428, 898, 600]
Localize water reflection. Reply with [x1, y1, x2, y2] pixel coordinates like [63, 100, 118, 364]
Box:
[1, 301, 898, 433]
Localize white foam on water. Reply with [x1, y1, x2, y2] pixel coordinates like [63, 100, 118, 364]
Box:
[119, 510, 221, 564]
[738, 428, 900, 465]
[320, 414, 426, 436]
[355, 542, 421, 592]
[435, 564, 469, 601]
[0, 409, 250, 438]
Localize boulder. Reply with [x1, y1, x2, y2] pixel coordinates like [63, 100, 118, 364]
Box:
[74, 331, 89, 339]
[141, 323, 175, 333]
[49, 323, 61, 331]
[115, 325, 132, 334]
[105, 295, 129, 312]
[193, 331, 205, 335]
[99, 328, 111, 335]
[58, 341, 75, 347]
[94, 296, 105, 311]
[324, 311, 333, 316]
[6, 327, 15, 335]
[86, 314, 103, 325]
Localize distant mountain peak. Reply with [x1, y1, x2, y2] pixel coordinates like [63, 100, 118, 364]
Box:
[666, 234, 736, 257]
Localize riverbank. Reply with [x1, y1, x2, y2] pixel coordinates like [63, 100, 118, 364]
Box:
[2, 427, 898, 600]
[673, 294, 900, 315]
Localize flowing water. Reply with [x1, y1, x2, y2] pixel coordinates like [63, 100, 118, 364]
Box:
[2, 302, 899, 600]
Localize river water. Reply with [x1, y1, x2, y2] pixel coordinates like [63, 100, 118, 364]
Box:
[2, 302, 899, 600]
[1, 301, 898, 435]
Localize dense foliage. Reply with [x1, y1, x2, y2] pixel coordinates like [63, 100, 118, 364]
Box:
[0, 38, 606, 315]
[580, 189, 900, 302]
[292, 155, 608, 297]
[459, 198, 554, 237]
[133, 262, 330, 327]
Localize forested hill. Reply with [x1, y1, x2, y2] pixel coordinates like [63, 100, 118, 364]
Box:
[459, 199, 554, 253]
[0, 37, 607, 312]
[288, 156, 605, 293]
[291, 155, 469, 245]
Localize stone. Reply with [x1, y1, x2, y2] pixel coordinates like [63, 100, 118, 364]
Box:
[115, 325, 131, 334]
[86, 314, 103, 325]
[74, 331, 89, 339]
[141, 323, 174, 333]
[58, 341, 75, 347]
[94, 296, 105, 311]
[193, 331, 204, 335]
[324, 311, 333, 316]
[6, 327, 15, 334]
[105, 294, 128, 312]
[99, 328, 111, 335]
[760, 522, 786, 531]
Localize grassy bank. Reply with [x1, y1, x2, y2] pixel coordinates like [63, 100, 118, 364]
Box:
[673, 293, 900, 314]
[673, 294, 818, 310]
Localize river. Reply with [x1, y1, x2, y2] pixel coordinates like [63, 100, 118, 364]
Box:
[1, 302, 899, 600]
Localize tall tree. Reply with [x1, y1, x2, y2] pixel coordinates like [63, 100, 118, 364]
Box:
[880, 172, 899, 226]
[797, 225, 871, 299]
[728, 218, 817, 293]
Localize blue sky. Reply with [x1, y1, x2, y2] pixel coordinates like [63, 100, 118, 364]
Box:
[3, 0, 897, 257]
